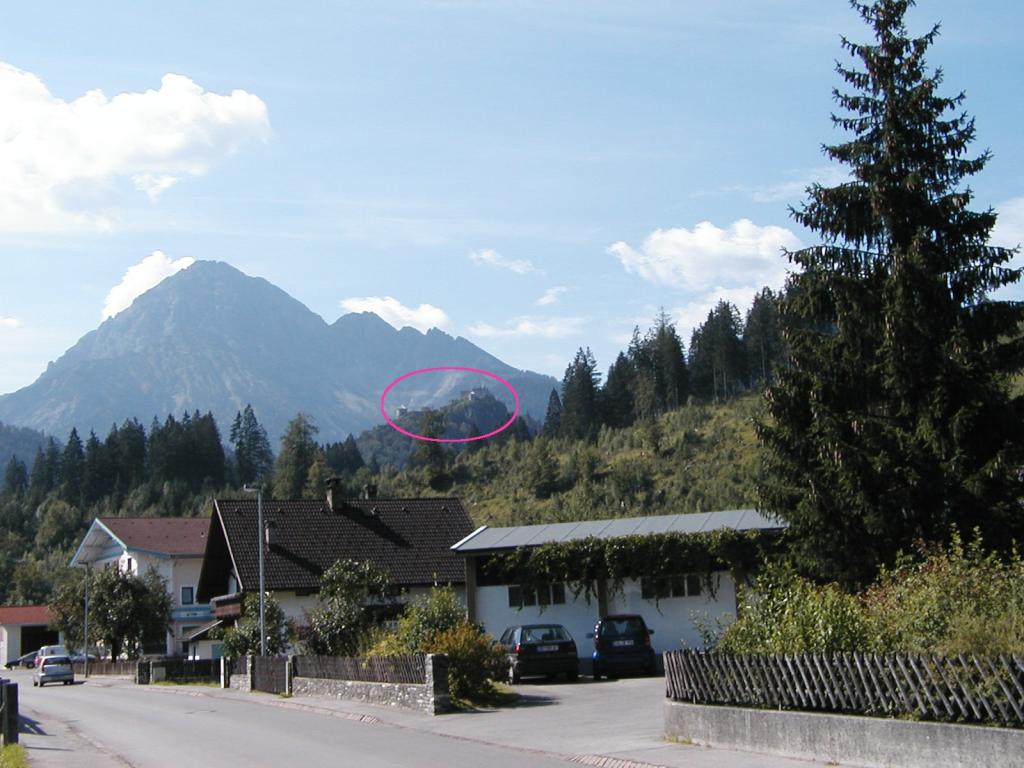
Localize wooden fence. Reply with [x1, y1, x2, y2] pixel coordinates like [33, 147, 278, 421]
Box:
[293, 655, 427, 685]
[71, 660, 137, 677]
[252, 656, 288, 694]
[664, 651, 1024, 728]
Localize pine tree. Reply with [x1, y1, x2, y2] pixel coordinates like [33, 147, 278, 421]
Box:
[60, 428, 85, 505]
[689, 301, 744, 401]
[542, 388, 563, 437]
[600, 353, 636, 428]
[743, 287, 785, 389]
[2, 456, 28, 498]
[560, 347, 601, 441]
[759, 0, 1024, 587]
[651, 309, 690, 411]
[273, 414, 320, 499]
[230, 404, 273, 486]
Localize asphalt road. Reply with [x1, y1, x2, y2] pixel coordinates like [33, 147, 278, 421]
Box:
[11, 669, 570, 768]
[7, 668, 827, 768]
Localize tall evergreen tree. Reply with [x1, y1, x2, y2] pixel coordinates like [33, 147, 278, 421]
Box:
[81, 430, 112, 506]
[28, 439, 60, 504]
[541, 388, 563, 437]
[743, 287, 785, 389]
[560, 347, 601, 441]
[689, 301, 744, 401]
[106, 419, 147, 492]
[273, 414, 320, 499]
[60, 427, 84, 505]
[600, 353, 636, 429]
[2, 456, 28, 498]
[650, 309, 690, 411]
[760, 0, 1024, 587]
[230, 404, 274, 485]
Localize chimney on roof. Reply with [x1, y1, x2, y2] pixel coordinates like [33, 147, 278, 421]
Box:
[362, 483, 378, 501]
[326, 476, 344, 512]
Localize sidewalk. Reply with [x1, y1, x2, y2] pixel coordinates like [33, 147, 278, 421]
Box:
[137, 677, 828, 768]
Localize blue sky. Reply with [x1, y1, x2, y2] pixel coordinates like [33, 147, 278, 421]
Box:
[1, 1, 1022, 395]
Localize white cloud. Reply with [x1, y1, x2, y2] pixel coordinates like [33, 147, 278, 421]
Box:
[0, 316, 21, 328]
[340, 296, 451, 333]
[536, 286, 568, 306]
[0, 62, 269, 232]
[468, 315, 586, 339]
[609, 218, 799, 292]
[469, 248, 539, 275]
[990, 197, 1024, 300]
[993, 197, 1024, 248]
[103, 251, 196, 320]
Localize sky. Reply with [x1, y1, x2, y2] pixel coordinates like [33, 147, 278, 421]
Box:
[1, 1, 1022, 396]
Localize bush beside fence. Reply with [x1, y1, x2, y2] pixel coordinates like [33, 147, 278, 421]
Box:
[664, 650, 1024, 728]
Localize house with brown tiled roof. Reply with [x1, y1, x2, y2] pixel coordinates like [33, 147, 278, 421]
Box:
[0, 605, 59, 667]
[71, 517, 213, 657]
[195, 479, 474, 647]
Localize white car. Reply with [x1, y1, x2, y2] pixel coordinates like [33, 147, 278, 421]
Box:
[33, 645, 69, 667]
[33, 655, 74, 687]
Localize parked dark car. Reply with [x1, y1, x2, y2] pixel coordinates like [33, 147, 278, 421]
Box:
[588, 614, 656, 679]
[5, 651, 37, 669]
[499, 624, 579, 684]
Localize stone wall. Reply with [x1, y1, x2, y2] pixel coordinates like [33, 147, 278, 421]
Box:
[292, 654, 450, 715]
[664, 700, 1024, 768]
[229, 673, 251, 692]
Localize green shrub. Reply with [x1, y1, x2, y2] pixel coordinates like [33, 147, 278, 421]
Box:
[718, 533, 1024, 656]
[367, 587, 504, 701]
[394, 586, 464, 652]
[863, 533, 1024, 654]
[718, 564, 868, 653]
[424, 622, 505, 700]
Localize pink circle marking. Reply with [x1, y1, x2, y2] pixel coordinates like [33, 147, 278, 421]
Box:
[379, 366, 521, 443]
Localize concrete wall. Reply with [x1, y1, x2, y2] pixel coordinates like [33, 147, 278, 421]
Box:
[474, 573, 736, 656]
[664, 701, 1024, 768]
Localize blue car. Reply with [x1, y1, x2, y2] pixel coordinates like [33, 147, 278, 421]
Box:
[588, 614, 656, 679]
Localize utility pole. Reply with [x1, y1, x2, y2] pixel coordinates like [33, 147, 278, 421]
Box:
[83, 565, 90, 678]
[243, 483, 267, 656]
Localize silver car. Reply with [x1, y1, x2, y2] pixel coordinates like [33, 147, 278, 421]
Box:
[33, 655, 74, 687]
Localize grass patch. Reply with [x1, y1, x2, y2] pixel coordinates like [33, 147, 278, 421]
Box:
[0, 744, 29, 768]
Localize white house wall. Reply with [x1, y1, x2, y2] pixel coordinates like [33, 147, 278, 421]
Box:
[474, 572, 737, 657]
[474, 584, 600, 651]
[0, 626, 12, 665]
[607, 573, 737, 654]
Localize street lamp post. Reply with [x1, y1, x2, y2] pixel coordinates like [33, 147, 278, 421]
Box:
[243, 483, 267, 656]
[83, 565, 90, 679]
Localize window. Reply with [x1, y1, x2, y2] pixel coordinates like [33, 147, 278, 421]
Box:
[507, 583, 566, 608]
[126, 557, 133, 573]
[641, 573, 703, 600]
[181, 586, 195, 606]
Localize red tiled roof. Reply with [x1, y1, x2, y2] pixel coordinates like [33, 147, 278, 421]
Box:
[99, 517, 211, 556]
[0, 605, 51, 626]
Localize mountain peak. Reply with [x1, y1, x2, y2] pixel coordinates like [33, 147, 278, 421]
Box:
[0, 262, 558, 443]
